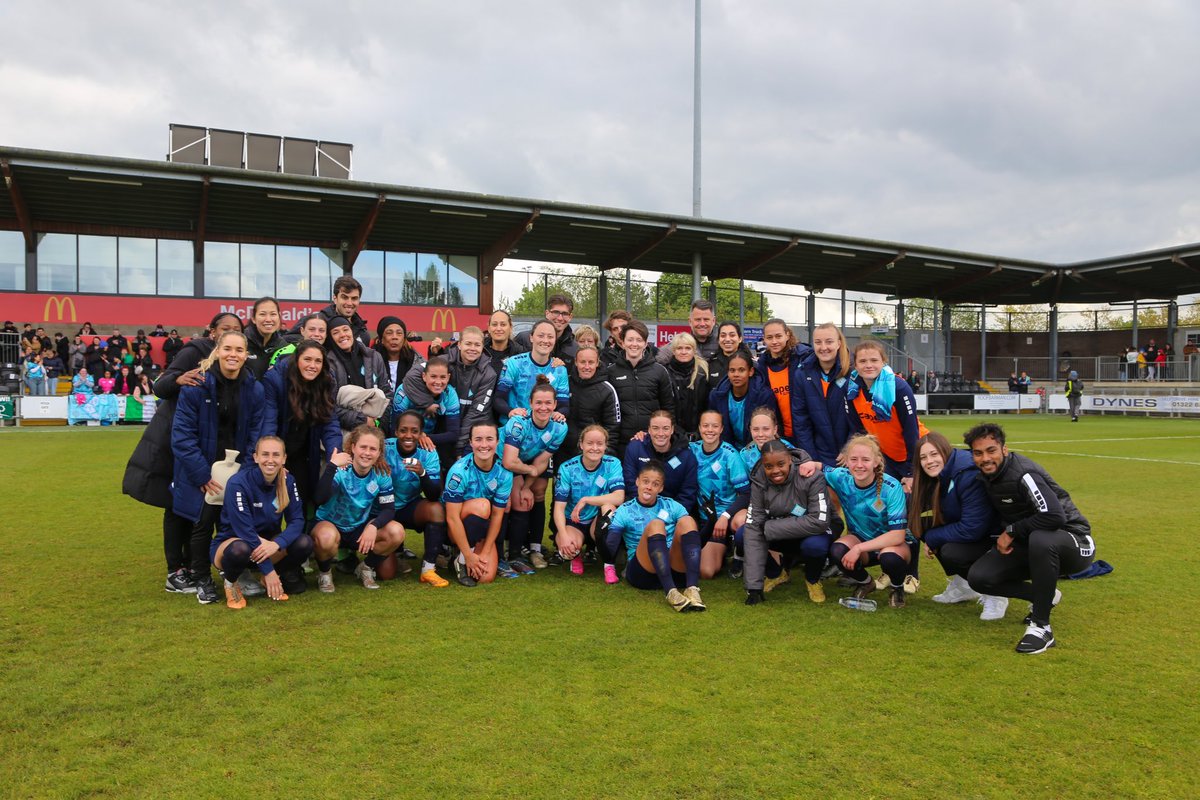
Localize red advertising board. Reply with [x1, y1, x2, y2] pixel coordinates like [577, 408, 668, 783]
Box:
[656, 324, 690, 348]
[1, 291, 489, 336]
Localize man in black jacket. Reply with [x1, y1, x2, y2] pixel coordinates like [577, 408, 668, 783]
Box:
[656, 299, 719, 364]
[964, 423, 1097, 655]
[291, 275, 371, 349]
[514, 292, 578, 368]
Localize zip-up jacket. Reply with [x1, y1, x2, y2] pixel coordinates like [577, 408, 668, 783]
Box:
[742, 446, 828, 590]
[622, 431, 699, 512]
[923, 448, 1000, 550]
[213, 466, 305, 575]
[560, 367, 622, 464]
[244, 324, 294, 380]
[982, 451, 1091, 543]
[261, 361, 343, 470]
[291, 304, 371, 349]
[792, 349, 851, 466]
[402, 349, 495, 454]
[328, 341, 393, 430]
[707, 372, 776, 449]
[607, 353, 676, 448]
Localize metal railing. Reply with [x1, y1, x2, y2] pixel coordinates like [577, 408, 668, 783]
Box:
[984, 355, 1198, 383]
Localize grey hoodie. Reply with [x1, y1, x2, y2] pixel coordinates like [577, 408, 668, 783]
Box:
[402, 348, 497, 454]
[743, 446, 830, 591]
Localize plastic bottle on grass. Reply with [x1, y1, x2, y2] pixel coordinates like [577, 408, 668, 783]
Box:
[839, 597, 877, 612]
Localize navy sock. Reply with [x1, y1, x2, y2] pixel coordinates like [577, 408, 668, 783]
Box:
[680, 530, 701, 588]
[507, 510, 529, 560]
[830, 542, 868, 581]
[527, 501, 546, 551]
[765, 554, 783, 580]
[220, 540, 253, 583]
[423, 522, 447, 565]
[906, 541, 921, 578]
[880, 551, 908, 587]
[733, 525, 745, 560]
[364, 552, 385, 570]
[278, 534, 314, 572]
[316, 557, 334, 573]
[645, 534, 676, 594]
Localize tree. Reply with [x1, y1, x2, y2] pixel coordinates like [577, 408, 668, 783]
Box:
[857, 298, 979, 330]
[652, 273, 774, 323]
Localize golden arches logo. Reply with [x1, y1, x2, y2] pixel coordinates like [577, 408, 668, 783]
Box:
[430, 308, 457, 332]
[43, 295, 77, 322]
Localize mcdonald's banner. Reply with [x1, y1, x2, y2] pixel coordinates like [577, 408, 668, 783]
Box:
[1, 292, 488, 337]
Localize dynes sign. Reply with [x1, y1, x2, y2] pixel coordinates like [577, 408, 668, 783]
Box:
[1085, 395, 1200, 414]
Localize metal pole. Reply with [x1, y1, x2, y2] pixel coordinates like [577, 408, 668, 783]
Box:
[942, 303, 953, 373]
[932, 299, 939, 377]
[896, 299, 905, 353]
[840, 288, 846, 329]
[806, 291, 816, 343]
[691, 0, 703, 301]
[980, 305, 987, 382]
[738, 278, 745, 327]
[1132, 299, 1139, 345]
[1049, 306, 1059, 381]
[625, 267, 632, 312]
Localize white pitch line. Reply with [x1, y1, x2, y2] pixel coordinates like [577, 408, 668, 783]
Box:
[1016, 448, 1200, 467]
[1009, 435, 1200, 445]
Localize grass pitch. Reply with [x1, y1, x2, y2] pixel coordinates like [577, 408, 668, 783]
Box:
[1, 414, 1197, 799]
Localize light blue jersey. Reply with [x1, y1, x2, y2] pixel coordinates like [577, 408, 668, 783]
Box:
[553, 454, 624, 524]
[382, 439, 443, 508]
[315, 468, 395, 531]
[443, 453, 513, 508]
[500, 414, 568, 463]
[740, 438, 795, 475]
[609, 496, 690, 561]
[496, 353, 569, 414]
[392, 383, 461, 433]
[822, 466, 912, 543]
[690, 441, 750, 520]
[727, 394, 749, 448]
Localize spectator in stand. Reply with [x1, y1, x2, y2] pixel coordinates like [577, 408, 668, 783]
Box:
[132, 344, 156, 377]
[42, 350, 65, 393]
[2, 321, 16, 334]
[98, 369, 116, 394]
[77, 321, 96, 336]
[162, 329, 184, 366]
[132, 329, 150, 352]
[1017, 372, 1032, 394]
[22, 353, 48, 396]
[1124, 346, 1138, 381]
[114, 365, 137, 395]
[244, 297, 292, 379]
[926, 370, 941, 393]
[373, 316, 421, 390]
[483, 309, 527, 376]
[133, 372, 154, 401]
[72, 367, 95, 398]
[1163, 342, 1175, 379]
[54, 332, 70, 366]
[515, 292, 580, 368]
[657, 299, 720, 364]
[327, 316, 392, 431]
[907, 370, 921, 392]
[106, 328, 128, 360]
[1155, 347, 1167, 381]
[1007, 372, 1020, 393]
[1143, 339, 1158, 381]
[293, 275, 372, 349]
[149, 324, 168, 337]
[31, 327, 52, 354]
[20, 323, 35, 346]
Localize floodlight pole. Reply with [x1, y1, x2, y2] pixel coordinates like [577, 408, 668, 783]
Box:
[691, 0, 703, 301]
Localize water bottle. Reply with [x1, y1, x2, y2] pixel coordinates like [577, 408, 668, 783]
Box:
[839, 597, 878, 612]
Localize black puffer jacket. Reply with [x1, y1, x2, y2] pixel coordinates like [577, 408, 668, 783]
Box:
[560, 367, 622, 464]
[244, 324, 293, 380]
[665, 357, 710, 439]
[706, 346, 755, 387]
[606, 353, 675, 449]
[483, 334, 529, 377]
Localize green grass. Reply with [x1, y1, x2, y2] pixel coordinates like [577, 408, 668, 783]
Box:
[2, 415, 1198, 799]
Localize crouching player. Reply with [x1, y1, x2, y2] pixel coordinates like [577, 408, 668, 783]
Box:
[211, 435, 314, 608]
[385, 410, 449, 587]
[311, 425, 405, 592]
[552, 425, 625, 580]
[601, 461, 706, 612]
[443, 422, 513, 587]
[690, 410, 751, 580]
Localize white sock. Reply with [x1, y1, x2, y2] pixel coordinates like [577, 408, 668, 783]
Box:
[531, 544, 542, 553]
[422, 561, 436, 572]
[456, 552, 466, 565]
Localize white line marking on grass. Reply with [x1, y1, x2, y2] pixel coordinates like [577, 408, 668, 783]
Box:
[1017, 448, 1200, 467]
[1010, 435, 1200, 445]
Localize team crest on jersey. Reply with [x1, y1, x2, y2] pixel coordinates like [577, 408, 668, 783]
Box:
[487, 479, 498, 491]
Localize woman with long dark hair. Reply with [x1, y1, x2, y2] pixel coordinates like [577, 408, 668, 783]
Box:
[483, 309, 528, 376]
[707, 350, 774, 450]
[706, 321, 755, 386]
[244, 296, 291, 379]
[758, 319, 811, 443]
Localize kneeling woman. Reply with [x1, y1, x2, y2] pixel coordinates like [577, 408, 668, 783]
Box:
[730, 406, 795, 582]
[311, 425, 406, 592]
[211, 436, 314, 608]
[500, 375, 568, 573]
[743, 440, 833, 605]
[553, 424, 625, 581]
[602, 461, 706, 613]
[442, 422, 514, 587]
[690, 410, 751, 580]
[821, 434, 914, 608]
[909, 431, 1007, 620]
[392, 355, 461, 474]
[384, 410, 450, 588]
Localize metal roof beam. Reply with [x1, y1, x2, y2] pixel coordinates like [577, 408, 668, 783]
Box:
[1074, 270, 1150, 299]
[598, 223, 678, 271]
[344, 193, 386, 271]
[480, 209, 541, 314]
[1171, 254, 1200, 277]
[832, 250, 906, 289]
[1, 159, 34, 251]
[923, 264, 1003, 301]
[711, 236, 800, 281]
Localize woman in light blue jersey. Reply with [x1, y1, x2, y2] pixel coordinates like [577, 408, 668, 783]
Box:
[443, 421, 514, 587]
[690, 410, 751, 580]
[383, 410, 449, 588]
[552, 424, 625, 581]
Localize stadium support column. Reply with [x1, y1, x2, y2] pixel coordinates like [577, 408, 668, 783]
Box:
[896, 300, 905, 352]
[841, 289, 847, 329]
[1049, 306, 1059, 381]
[1131, 299, 1138, 347]
[693, 253, 702, 302]
[625, 268, 632, 312]
[1167, 299, 1178, 352]
[598, 271, 608, 327]
[941, 303, 952, 373]
[980, 305, 987, 382]
[738, 279, 745, 327]
[806, 291, 816, 343]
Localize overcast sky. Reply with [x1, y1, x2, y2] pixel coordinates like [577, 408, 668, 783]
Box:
[4, 0, 1200, 305]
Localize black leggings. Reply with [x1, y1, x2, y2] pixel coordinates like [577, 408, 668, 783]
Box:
[163, 508, 193, 573]
[933, 539, 994, 579]
[967, 529, 1094, 625]
[219, 534, 315, 583]
[188, 504, 222, 577]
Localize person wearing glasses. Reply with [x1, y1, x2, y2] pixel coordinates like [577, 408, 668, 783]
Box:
[514, 293, 579, 368]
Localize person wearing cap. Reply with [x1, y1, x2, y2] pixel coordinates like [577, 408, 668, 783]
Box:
[326, 316, 392, 431]
[1063, 370, 1084, 422]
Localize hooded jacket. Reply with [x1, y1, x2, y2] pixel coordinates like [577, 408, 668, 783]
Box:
[922, 448, 1000, 550]
[606, 352, 676, 448]
[981, 451, 1091, 542]
[402, 348, 497, 454]
[706, 371, 776, 449]
[622, 430, 699, 512]
[243, 323, 294, 379]
[742, 446, 828, 589]
[327, 340, 392, 430]
[792, 348, 852, 466]
[290, 303, 371, 349]
[261, 361, 343, 471]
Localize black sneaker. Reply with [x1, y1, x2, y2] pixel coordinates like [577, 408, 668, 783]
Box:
[400, 547, 418, 560]
[888, 585, 906, 608]
[453, 559, 477, 587]
[165, 568, 197, 594]
[195, 575, 219, 605]
[280, 570, 307, 595]
[1016, 622, 1055, 655]
[509, 558, 536, 575]
[728, 558, 744, 580]
[334, 554, 358, 575]
[745, 589, 765, 606]
[546, 551, 566, 567]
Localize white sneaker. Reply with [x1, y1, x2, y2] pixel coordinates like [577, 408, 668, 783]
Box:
[317, 571, 335, 593]
[978, 595, 1008, 621]
[932, 575, 980, 604]
[237, 572, 266, 598]
[355, 561, 380, 590]
[874, 573, 889, 591]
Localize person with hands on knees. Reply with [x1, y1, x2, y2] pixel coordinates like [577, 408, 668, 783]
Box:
[553, 424, 625, 580]
[383, 410, 449, 587]
[310, 426, 406, 593]
[743, 440, 833, 606]
[500, 375, 567, 574]
[689, 410, 751, 580]
[817, 434, 914, 609]
[442, 422, 514, 587]
[601, 461, 706, 613]
[210, 436, 314, 607]
[729, 406, 796, 582]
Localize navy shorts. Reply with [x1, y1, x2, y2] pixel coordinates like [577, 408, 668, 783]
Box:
[394, 499, 426, 530]
[338, 522, 370, 549]
[625, 555, 686, 591]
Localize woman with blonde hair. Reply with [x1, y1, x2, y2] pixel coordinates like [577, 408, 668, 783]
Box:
[792, 322, 852, 467]
[665, 331, 710, 439]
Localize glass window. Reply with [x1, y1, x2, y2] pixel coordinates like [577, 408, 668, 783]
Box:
[0, 230, 24, 291]
[416, 253, 448, 305]
[384, 251, 415, 304]
[158, 240, 193, 296]
[312, 248, 342, 301]
[37, 234, 77, 292]
[118, 237, 156, 295]
[78, 235, 117, 294]
[447, 255, 478, 307]
[355, 250, 384, 304]
[240, 243, 274, 298]
[276, 246, 310, 300]
[204, 241, 239, 298]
